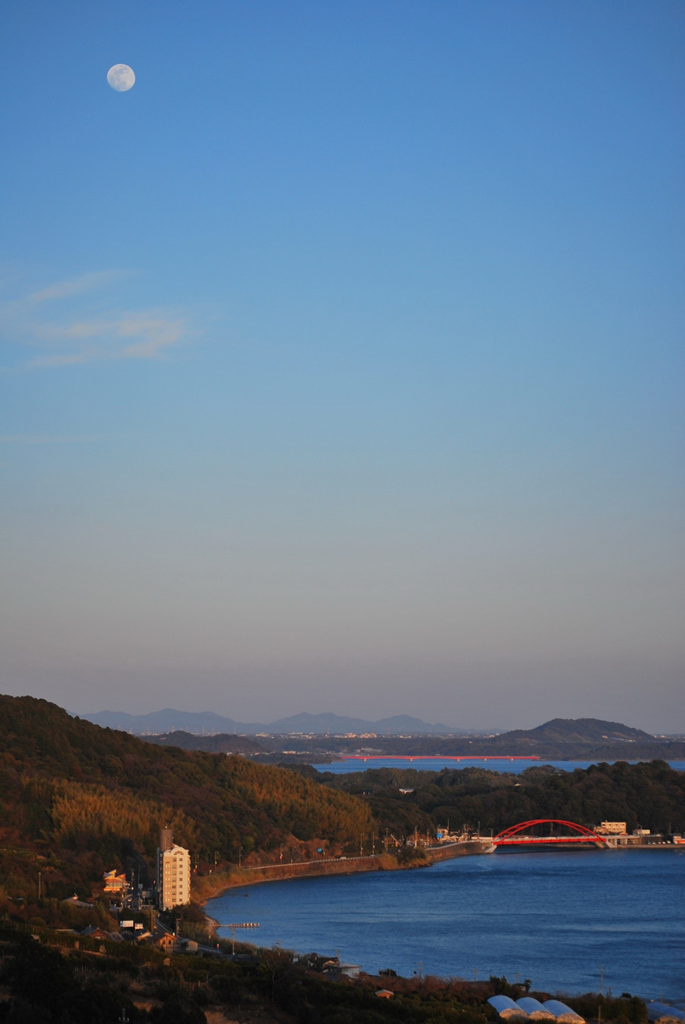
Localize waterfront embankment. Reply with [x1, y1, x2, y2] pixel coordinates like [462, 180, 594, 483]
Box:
[425, 839, 494, 861]
[195, 839, 493, 904]
[195, 834, 674, 910]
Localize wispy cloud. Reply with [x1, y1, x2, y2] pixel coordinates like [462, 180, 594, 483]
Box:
[0, 271, 190, 369]
[26, 312, 186, 367]
[26, 271, 124, 306]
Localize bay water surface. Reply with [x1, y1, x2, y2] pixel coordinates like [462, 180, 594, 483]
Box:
[209, 849, 685, 999]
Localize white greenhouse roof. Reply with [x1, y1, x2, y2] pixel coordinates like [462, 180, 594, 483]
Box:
[544, 1000, 585, 1023]
[517, 998, 556, 1020]
[488, 996, 529, 1018]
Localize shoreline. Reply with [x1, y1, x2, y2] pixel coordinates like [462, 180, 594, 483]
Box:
[195, 838, 681, 914]
[195, 839, 493, 911]
[195, 841, 682, 952]
[194, 848, 681, 1002]
[195, 853, 420, 909]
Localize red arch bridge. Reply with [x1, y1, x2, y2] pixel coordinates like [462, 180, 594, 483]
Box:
[492, 819, 607, 847]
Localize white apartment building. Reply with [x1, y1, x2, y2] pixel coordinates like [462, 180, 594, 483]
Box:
[156, 828, 191, 910]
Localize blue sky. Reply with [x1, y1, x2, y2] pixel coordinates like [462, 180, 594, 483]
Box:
[1, 1, 683, 730]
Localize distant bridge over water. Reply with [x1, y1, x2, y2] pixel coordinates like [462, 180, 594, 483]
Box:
[492, 819, 607, 847]
[346, 755, 540, 762]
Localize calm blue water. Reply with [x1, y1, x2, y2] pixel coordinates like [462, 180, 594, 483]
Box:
[208, 849, 685, 998]
[312, 759, 685, 774]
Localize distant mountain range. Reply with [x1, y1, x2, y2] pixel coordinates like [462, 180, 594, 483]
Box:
[74, 711, 685, 764]
[78, 708, 464, 736]
[74, 710, 685, 760]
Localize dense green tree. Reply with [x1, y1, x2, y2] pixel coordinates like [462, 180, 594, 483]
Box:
[314, 760, 685, 837]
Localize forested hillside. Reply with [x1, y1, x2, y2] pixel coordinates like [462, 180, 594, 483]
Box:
[310, 760, 685, 836]
[0, 695, 372, 901]
[147, 730, 267, 755]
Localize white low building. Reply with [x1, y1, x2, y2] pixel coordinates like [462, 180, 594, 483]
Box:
[595, 821, 627, 835]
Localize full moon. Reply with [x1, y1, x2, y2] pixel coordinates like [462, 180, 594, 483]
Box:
[107, 64, 135, 92]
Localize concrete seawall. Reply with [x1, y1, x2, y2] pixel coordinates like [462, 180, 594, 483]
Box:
[233, 854, 392, 884]
[197, 841, 495, 903]
[426, 840, 493, 862]
[196, 841, 493, 905]
[196, 854, 402, 899]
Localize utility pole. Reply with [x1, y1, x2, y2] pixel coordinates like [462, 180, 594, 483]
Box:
[238, 845, 243, 868]
[600, 965, 604, 996]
